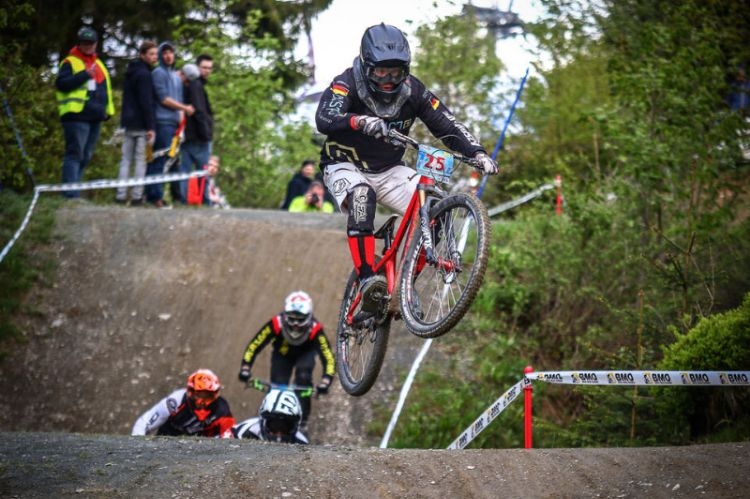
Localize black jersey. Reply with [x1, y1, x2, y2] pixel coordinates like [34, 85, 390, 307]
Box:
[315, 67, 485, 173]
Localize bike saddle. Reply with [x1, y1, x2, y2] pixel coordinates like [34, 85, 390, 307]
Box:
[374, 214, 399, 240]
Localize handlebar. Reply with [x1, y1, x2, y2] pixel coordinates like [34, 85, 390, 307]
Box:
[387, 129, 481, 169]
[387, 129, 419, 149]
[245, 377, 316, 398]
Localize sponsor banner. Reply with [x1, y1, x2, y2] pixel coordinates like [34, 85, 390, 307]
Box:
[447, 379, 526, 450]
[0, 171, 208, 264]
[527, 371, 750, 386]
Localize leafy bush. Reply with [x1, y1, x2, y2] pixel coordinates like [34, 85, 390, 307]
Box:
[655, 293, 750, 441]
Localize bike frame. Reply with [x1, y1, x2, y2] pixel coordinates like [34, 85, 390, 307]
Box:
[345, 174, 437, 323]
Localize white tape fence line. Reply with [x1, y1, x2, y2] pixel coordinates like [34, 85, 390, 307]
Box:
[446, 379, 527, 450]
[0, 170, 208, 265]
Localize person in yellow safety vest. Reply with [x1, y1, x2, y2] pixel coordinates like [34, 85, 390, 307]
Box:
[55, 26, 114, 199]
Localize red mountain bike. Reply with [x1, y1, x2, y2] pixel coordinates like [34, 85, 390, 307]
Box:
[336, 129, 491, 396]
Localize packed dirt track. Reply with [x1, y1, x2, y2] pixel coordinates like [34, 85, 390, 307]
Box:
[1, 433, 748, 498]
[1, 205, 749, 498]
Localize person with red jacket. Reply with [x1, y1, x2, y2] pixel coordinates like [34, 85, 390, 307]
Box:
[132, 369, 235, 438]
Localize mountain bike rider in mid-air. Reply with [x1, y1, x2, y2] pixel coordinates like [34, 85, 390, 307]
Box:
[315, 23, 499, 313]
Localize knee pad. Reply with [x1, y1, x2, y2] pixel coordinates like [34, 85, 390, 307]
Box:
[346, 184, 376, 236]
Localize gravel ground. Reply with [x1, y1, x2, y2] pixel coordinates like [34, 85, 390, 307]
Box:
[1, 205, 748, 498]
[1, 433, 747, 498]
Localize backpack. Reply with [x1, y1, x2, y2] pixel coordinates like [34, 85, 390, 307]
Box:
[187, 176, 206, 206]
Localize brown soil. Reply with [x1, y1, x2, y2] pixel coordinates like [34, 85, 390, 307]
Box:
[0, 204, 748, 498]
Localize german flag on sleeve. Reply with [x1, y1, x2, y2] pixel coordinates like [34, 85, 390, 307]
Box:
[332, 83, 349, 96]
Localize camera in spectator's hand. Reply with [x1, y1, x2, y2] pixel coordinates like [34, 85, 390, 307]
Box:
[309, 193, 320, 206]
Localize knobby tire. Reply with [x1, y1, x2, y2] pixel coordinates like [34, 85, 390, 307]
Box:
[399, 192, 490, 338]
[336, 266, 391, 396]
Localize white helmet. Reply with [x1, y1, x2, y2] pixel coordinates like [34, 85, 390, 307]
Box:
[259, 389, 302, 442]
[281, 291, 313, 345]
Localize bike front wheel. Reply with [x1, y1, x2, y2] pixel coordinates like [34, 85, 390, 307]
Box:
[336, 268, 391, 396]
[399, 192, 491, 338]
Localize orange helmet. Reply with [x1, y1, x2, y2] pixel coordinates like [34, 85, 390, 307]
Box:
[186, 369, 221, 410]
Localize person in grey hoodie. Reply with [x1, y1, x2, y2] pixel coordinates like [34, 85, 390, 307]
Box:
[144, 41, 194, 208]
[115, 40, 157, 205]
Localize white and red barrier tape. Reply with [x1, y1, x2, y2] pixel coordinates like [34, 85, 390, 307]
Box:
[528, 370, 750, 386]
[447, 379, 528, 450]
[448, 370, 750, 450]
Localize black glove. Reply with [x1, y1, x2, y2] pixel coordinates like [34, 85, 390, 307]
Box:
[357, 116, 389, 139]
[316, 377, 332, 395]
[238, 366, 251, 383]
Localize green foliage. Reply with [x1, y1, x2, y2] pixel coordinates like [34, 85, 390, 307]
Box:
[0, 191, 58, 349]
[174, 12, 321, 208]
[661, 292, 750, 370]
[413, 13, 505, 142]
[652, 294, 750, 441]
[381, 0, 750, 446]
[0, 0, 332, 86]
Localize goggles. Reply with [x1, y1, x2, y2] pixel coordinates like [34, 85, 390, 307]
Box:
[190, 389, 218, 408]
[284, 312, 310, 328]
[265, 416, 296, 435]
[368, 66, 407, 85]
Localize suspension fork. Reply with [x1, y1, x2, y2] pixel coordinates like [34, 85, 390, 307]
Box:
[417, 182, 438, 265]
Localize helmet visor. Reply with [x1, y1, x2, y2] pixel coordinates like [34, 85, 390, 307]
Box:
[266, 416, 296, 436]
[190, 389, 218, 409]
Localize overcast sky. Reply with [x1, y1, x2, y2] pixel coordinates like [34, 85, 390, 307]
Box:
[298, 0, 544, 89]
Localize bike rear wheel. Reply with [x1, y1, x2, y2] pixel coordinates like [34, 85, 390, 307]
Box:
[336, 267, 391, 396]
[399, 192, 490, 338]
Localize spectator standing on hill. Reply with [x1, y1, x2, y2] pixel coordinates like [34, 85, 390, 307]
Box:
[288, 180, 334, 213]
[145, 41, 193, 208]
[180, 57, 214, 204]
[280, 159, 316, 209]
[115, 40, 157, 206]
[132, 369, 235, 438]
[237, 291, 334, 430]
[55, 26, 115, 199]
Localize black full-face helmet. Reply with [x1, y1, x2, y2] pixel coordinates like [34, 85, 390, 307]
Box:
[359, 23, 411, 103]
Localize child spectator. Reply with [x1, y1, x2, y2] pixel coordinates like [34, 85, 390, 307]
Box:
[206, 155, 229, 209]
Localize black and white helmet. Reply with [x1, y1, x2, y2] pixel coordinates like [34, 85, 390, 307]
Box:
[281, 290, 313, 346]
[359, 23, 411, 103]
[259, 389, 302, 443]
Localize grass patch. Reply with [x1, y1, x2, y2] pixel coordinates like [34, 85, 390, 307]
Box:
[0, 190, 59, 350]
